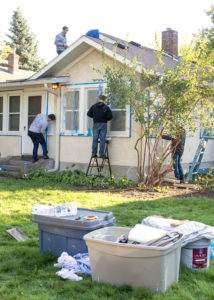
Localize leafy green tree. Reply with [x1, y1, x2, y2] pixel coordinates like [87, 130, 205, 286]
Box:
[6, 7, 45, 71]
[95, 37, 214, 186]
[0, 33, 12, 64]
[199, 5, 214, 54]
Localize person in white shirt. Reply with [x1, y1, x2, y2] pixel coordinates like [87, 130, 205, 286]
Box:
[28, 113, 56, 163]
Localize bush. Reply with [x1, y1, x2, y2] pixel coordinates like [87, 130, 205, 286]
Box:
[26, 169, 135, 188]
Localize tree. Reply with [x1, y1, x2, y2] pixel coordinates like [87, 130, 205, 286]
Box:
[95, 38, 214, 186]
[6, 7, 45, 71]
[199, 5, 214, 55]
[0, 33, 12, 65]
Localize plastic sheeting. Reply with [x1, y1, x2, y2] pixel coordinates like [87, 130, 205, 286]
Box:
[54, 252, 91, 281]
[142, 216, 214, 247]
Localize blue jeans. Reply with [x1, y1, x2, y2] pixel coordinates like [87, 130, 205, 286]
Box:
[57, 49, 64, 55]
[92, 123, 107, 157]
[173, 153, 184, 180]
[28, 131, 48, 160]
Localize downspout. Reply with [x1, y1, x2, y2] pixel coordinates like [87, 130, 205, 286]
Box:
[44, 83, 60, 172]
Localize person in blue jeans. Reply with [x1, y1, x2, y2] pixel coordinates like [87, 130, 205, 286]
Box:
[162, 127, 186, 183]
[28, 113, 56, 163]
[87, 95, 112, 158]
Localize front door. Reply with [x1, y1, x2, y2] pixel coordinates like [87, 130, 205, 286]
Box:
[22, 95, 42, 154]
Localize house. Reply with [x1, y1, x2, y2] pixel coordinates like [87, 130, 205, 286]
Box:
[0, 29, 213, 180]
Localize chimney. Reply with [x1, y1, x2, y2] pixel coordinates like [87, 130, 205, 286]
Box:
[162, 28, 178, 57]
[8, 49, 19, 73]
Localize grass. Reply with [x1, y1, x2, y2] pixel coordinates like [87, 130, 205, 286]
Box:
[0, 179, 214, 300]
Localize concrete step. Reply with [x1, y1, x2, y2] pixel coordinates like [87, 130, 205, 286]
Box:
[7, 160, 33, 166]
[0, 156, 55, 179]
[0, 165, 22, 171]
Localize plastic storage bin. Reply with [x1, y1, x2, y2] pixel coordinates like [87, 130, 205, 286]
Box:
[32, 208, 115, 257]
[84, 226, 182, 292]
[181, 238, 211, 270]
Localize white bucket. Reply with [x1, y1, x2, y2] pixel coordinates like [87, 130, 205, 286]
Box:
[181, 238, 211, 271]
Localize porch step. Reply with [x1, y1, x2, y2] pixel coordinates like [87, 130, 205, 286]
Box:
[8, 160, 33, 166]
[0, 165, 21, 171]
[0, 156, 54, 179]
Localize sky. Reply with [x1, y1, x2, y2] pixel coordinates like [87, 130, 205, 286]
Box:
[0, 0, 213, 63]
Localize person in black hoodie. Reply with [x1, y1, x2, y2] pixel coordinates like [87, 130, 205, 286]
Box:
[162, 127, 186, 183]
[87, 94, 112, 158]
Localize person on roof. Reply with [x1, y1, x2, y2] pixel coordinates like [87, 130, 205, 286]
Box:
[55, 26, 68, 55]
[28, 113, 56, 163]
[87, 95, 112, 158]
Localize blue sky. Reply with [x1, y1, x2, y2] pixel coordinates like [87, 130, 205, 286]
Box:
[0, 0, 213, 62]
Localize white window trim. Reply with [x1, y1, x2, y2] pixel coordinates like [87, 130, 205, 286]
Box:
[0, 95, 4, 132]
[8, 94, 21, 133]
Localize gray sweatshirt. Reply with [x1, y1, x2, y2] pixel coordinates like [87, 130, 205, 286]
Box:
[29, 113, 48, 133]
[55, 32, 67, 52]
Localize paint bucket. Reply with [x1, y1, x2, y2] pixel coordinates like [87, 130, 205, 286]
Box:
[181, 238, 211, 271]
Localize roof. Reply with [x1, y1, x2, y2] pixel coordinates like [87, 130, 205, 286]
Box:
[0, 76, 70, 89]
[99, 32, 177, 70]
[0, 66, 35, 83]
[1, 32, 178, 87]
[31, 32, 178, 80]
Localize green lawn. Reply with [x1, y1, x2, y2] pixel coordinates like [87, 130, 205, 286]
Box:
[0, 179, 214, 300]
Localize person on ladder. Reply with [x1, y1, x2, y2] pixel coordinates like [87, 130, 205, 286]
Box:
[162, 126, 186, 183]
[87, 94, 112, 158]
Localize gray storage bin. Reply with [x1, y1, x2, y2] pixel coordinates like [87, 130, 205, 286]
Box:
[84, 226, 182, 292]
[32, 208, 115, 257]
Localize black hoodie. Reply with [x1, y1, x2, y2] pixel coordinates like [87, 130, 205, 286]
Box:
[87, 102, 112, 124]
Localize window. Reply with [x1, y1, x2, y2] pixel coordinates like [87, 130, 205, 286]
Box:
[0, 97, 3, 131]
[86, 89, 99, 134]
[9, 95, 20, 131]
[63, 89, 80, 134]
[28, 96, 42, 127]
[108, 97, 127, 135]
[61, 83, 130, 137]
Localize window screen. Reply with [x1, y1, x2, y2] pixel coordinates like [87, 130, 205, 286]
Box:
[0, 97, 3, 131]
[28, 96, 42, 127]
[9, 95, 20, 131]
[64, 90, 79, 133]
[87, 90, 98, 132]
[109, 97, 126, 132]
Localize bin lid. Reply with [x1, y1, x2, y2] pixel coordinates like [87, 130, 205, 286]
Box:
[32, 208, 115, 230]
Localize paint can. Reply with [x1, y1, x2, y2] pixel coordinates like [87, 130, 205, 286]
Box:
[210, 240, 214, 259]
[181, 238, 211, 270]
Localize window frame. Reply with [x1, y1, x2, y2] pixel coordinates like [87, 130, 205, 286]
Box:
[61, 87, 81, 135]
[0, 96, 3, 132]
[60, 83, 131, 138]
[8, 94, 21, 132]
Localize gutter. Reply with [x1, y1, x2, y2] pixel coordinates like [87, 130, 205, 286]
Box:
[44, 84, 60, 172]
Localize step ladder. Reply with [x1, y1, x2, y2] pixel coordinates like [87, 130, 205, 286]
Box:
[86, 140, 112, 177]
[186, 136, 209, 183]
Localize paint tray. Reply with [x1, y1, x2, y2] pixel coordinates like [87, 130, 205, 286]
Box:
[6, 227, 29, 241]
